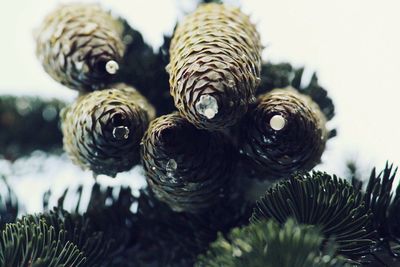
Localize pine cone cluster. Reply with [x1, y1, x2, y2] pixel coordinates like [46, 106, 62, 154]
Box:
[35, 2, 332, 213]
[35, 3, 125, 92]
[168, 3, 262, 130]
[239, 88, 328, 179]
[141, 113, 236, 212]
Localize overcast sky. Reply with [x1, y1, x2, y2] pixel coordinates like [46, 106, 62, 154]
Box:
[1, 0, 400, 204]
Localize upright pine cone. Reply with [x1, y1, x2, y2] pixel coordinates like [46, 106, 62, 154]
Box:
[141, 113, 236, 213]
[168, 3, 262, 130]
[61, 84, 155, 177]
[238, 88, 328, 179]
[35, 3, 125, 92]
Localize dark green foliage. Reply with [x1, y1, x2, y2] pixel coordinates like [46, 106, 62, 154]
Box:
[258, 62, 294, 93]
[389, 169, 400, 245]
[45, 179, 252, 267]
[117, 185, 252, 267]
[1, 187, 127, 267]
[258, 63, 336, 130]
[118, 20, 175, 115]
[0, 95, 65, 160]
[347, 161, 363, 191]
[0, 176, 18, 229]
[251, 171, 376, 261]
[197, 219, 351, 267]
[50, 184, 137, 265]
[117, 188, 211, 267]
[351, 162, 400, 262]
[0, 216, 86, 267]
[363, 164, 397, 243]
[30, 209, 113, 267]
[0, 183, 137, 267]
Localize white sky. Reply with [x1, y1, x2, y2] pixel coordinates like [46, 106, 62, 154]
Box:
[1, 0, 400, 211]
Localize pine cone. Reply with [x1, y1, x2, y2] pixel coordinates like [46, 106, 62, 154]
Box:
[35, 3, 125, 92]
[238, 88, 327, 179]
[168, 3, 262, 130]
[61, 84, 155, 177]
[141, 113, 237, 213]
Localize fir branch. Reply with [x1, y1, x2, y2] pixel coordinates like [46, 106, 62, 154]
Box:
[251, 171, 376, 261]
[196, 219, 351, 267]
[352, 162, 400, 263]
[0, 216, 86, 267]
[47, 180, 252, 267]
[50, 183, 137, 264]
[32, 209, 113, 267]
[389, 168, 400, 245]
[0, 206, 117, 266]
[363, 163, 397, 242]
[116, 186, 253, 267]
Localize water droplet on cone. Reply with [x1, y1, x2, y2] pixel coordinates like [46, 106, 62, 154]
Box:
[112, 126, 130, 140]
[195, 95, 218, 119]
[269, 115, 286, 131]
[166, 159, 177, 178]
[105, 60, 119, 74]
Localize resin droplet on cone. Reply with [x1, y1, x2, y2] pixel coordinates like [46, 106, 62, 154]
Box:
[239, 88, 328, 179]
[35, 3, 125, 92]
[169, 3, 262, 130]
[141, 113, 236, 213]
[61, 84, 155, 177]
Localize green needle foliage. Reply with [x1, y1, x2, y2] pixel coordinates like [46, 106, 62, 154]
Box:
[0, 183, 138, 267]
[48, 184, 137, 266]
[258, 62, 294, 94]
[363, 164, 397, 242]
[389, 170, 400, 248]
[0, 209, 117, 267]
[0, 176, 18, 229]
[33, 209, 113, 266]
[352, 162, 400, 261]
[251, 171, 376, 261]
[118, 20, 174, 116]
[44, 180, 252, 267]
[0, 216, 86, 267]
[113, 186, 252, 267]
[196, 219, 351, 267]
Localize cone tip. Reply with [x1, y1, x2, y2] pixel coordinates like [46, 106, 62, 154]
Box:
[105, 60, 119, 75]
[270, 114, 286, 131]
